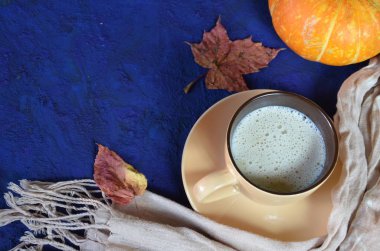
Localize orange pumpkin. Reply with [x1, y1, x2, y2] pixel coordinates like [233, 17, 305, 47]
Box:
[269, 0, 380, 66]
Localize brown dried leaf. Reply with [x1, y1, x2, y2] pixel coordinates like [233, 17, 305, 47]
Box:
[188, 17, 283, 92]
[94, 144, 147, 205]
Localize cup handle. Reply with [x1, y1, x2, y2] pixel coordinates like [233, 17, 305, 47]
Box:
[193, 170, 239, 203]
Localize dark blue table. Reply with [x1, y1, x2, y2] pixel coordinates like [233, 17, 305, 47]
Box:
[0, 1, 365, 250]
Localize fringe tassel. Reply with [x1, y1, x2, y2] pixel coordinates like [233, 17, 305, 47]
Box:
[0, 179, 111, 250]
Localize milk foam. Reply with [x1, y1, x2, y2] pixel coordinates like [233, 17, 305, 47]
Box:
[230, 106, 326, 193]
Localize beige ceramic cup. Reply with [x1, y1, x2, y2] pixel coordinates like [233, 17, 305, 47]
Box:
[193, 91, 338, 205]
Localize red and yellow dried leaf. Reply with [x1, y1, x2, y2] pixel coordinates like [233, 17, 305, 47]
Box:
[94, 144, 147, 205]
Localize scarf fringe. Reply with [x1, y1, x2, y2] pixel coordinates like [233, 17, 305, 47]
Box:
[0, 179, 111, 250]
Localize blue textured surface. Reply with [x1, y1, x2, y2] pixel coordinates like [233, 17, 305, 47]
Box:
[0, 0, 365, 249]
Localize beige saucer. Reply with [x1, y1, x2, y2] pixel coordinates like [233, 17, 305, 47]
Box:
[181, 90, 343, 242]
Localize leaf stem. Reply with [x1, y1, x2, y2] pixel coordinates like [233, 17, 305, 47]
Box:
[183, 72, 207, 94]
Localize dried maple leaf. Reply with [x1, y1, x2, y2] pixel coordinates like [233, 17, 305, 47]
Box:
[94, 144, 147, 205]
[185, 17, 283, 93]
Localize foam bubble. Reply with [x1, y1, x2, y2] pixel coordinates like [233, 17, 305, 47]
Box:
[230, 105, 326, 193]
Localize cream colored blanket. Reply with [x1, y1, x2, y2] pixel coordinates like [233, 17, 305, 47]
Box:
[1, 56, 379, 251]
